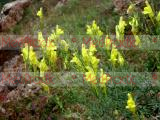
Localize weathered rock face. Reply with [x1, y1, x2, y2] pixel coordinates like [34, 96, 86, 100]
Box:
[0, 0, 32, 32]
[113, 0, 144, 12]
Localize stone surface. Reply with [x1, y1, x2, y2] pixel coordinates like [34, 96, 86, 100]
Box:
[113, 0, 144, 12]
[0, 0, 31, 32]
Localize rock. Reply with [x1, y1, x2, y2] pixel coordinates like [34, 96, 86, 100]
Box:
[113, 0, 130, 12]
[0, 83, 8, 92]
[6, 83, 42, 102]
[0, 107, 6, 114]
[54, 0, 67, 10]
[112, 0, 144, 12]
[0, 55, 24, 89]
[0, 0, 32, 32]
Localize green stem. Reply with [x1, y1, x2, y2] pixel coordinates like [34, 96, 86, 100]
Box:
[133, 112, 138, 120]
[150, 17, 155, 26]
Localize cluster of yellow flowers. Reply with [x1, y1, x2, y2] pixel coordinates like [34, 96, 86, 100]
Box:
[21, 44, 48, 77]
[39, 58, 48, 77]
[85, 66, 97, 83]
[99, 69, 110, 95]
[20, 2, 160, 118]
[37, 6, 69, 69]
[71, 42, 99, 72]
[37, 7, 43, 19]
[143, 0, 154, 20]
[86, 20, 103, 38]
[48, 25, 64, 43]
[126, 93, 136, 114]
[143, 0, 160, 25]
[21, 44, 39, 66]
[157, 12, 160, 23]
[129, 16, 141, 46]
[110, 46, 124, 66]
[115, 16, 127, 41]
[71, 41, 102, 96]
[37, 7, 44, 30]
[38, 31, 57, 66]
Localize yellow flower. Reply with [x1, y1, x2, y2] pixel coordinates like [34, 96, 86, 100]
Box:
[118, 17, 127, 33]
[86, 20, 103, 37]
[118, 53, 124, 66]
[126, 93, 136, 113]
[38, 32, 46, 49]
[46, 40, 57, 51]
[99, 69, 110, 95]
[156, 11, 160, 23]
[89, 42, 97, 56]
[90, 56, 99, 72]
[127, 3, 135, 14]
[116, 17, 127, 40]
[82, 44, 89, 64]
[37, 7, 43, 19]
[72, 43, 99, 72]
[40, 83, 50, 94]
[50, 51, 57, 63]
[105, 35, 111, 50]
[71, 54, 81, 66]
[110, 47, 125, 66]
[110, 47, 118, 65]
[56, 25, 64, 35]
[129, 16, 139, 34]
[85, 67, 97, 84]
[21, 44, 39, 66]
[39, 58, 48, 77]
[21, 43, 29, 62]
[100, 69, 110, 86]
[45, 40, 57, 64]
[134, 35, 141, 46]
[48, 25, 64, 42]
[29, 46, 39, 65]
[143, 0, 154, 18]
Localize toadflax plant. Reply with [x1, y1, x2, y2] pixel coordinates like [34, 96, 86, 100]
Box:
[142, 0, 160, 34]
[126, 93, 138, 120]
[37, 7, 44, 30]
[156, 12, 160, 23]
[21, 43, 39, 72]
[86, 20, 103, 44]
[109, 46, 124, 67]
[39, 58, 48, 78]
[99, 68, 110, 95]
[86, 20, 103, 37]
[129, 16, 141, 46]
[71, 42, 99, 73]
[142, 0, 155, 23]
[71, 42, 100, 96]
[115, 16, 127, 41]
[21, 43, 50, 94]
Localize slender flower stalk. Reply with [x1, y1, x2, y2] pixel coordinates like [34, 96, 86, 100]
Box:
[156, 12, 160, 23]
[100, 69, 110, 95]
[39, 58, 48, 78]
[85, 67, 99, 96]
[116, 16, 127, 41]
[143, 0, 155, 24]
[129, 16, 141, 46]
[109, 46, 124, 66]
[126, 93, 138, 120]
[86, 20, 103, 38]
[37, 7, 44, 30]
[127, 3, 135, 14]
